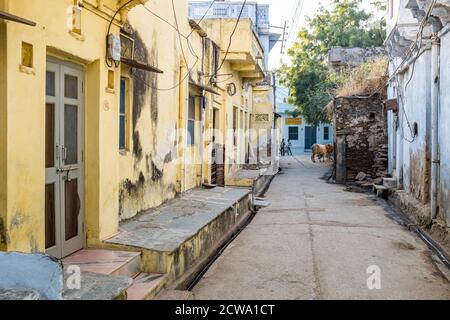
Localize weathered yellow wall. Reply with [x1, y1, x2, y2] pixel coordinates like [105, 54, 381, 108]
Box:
[118, 0, 198, 220]
[1, 0, 137, 251]
[0, 0, 271, 255]
[251, 87, 274, 160]
[200, 19, 257, 181]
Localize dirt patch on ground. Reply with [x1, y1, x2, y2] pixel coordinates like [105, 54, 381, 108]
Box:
[392, 240, 416, 251]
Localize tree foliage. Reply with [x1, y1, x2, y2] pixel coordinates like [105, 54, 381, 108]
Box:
[278, 0, 386, 126]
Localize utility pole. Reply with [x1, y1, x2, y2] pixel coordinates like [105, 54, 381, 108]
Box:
[280, 21, 287, 56]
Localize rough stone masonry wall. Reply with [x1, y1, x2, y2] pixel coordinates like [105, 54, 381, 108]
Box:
[334, 96, 388, 182]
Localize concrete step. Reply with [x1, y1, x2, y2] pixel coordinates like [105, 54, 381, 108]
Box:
[62, 249, 141, 278]
[63, 272, 133, 300]
[126, 273, 168, 300]
[383, 177, 397, 189]
[373, 184, 389, 198]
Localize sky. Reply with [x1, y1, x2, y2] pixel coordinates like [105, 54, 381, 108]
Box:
[257, 0, 380, 69]
[191, 0, 383, 69]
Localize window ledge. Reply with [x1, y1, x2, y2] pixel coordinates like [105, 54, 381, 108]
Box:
[106, 88, 115, 94]
[119, 150, 128, 156]
[19, 64, 35, 75]
[69, 30, 85, 41]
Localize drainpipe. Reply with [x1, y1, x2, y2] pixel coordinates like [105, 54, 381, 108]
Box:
[431, 35, 440, 219]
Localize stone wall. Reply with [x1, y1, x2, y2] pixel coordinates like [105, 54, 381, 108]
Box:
[333, 96, 388, 183]
[328, 47, 386, 70]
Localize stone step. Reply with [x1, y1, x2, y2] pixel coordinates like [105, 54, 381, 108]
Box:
[63, 272, 133, 300]
[62, 249, 141, 278]
[373, 184, 389, 198]
[383, 177, 398, 189]
[127, 273, 168, 300]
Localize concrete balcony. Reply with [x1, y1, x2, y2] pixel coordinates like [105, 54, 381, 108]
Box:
[407, 0, 450, 31]
[219, 19, 265, 79]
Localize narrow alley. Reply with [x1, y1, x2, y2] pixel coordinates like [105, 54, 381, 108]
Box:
[192, 156, 450, 300]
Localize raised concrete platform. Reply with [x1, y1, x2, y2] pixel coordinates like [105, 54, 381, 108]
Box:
[226, 165, 276, 196]
[62, 249, 141, 277]
[103, 187, 252, 281]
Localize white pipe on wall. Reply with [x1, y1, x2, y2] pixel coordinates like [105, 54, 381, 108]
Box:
[431, 35, 440, 219]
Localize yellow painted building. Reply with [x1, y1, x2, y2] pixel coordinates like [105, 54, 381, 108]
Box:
[0, 0, 270, 259]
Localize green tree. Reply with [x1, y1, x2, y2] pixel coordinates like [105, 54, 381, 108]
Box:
[278, 0, 386, 126]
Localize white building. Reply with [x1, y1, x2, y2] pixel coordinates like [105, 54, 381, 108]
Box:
[385, 0, 450, 227]
[277, 86, 333, 155]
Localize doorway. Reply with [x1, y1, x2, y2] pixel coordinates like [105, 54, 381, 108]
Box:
[45, 59, 85, 259]
[305, 126, 317, 150]
[211, 108, 224, 186]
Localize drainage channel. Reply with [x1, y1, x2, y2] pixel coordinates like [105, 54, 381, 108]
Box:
[375, 195, 450, 270]
[185, 174, 278, 292]
[185, 208, 257, 291]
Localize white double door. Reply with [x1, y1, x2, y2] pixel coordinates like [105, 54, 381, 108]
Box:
[45, 59, 85, 259]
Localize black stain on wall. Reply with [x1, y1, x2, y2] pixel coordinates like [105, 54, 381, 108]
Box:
[0, 218, 7, 246]
[151, 161, 163, 182]
[164, 151, 172, 164]
[119, 172, 146, 218]
[133, 131, 143, 162]
[125, 25, 159, 161]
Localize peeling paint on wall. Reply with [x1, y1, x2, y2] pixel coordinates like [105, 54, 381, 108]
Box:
[119, 172, 146, 219]
[29, 235, 38, 253]
[409, 148, 431, 204]
[10, 211, 28, 231]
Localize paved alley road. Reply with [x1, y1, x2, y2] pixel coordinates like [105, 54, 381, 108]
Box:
[192, 156, 450, 300]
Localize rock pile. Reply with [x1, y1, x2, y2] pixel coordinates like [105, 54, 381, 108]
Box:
[373, 144, 388, 180]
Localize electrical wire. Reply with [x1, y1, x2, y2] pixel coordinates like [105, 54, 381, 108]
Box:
[106, 0, 242, 92]
[141, 5, 199, 59]
[106, 0, 135, 68]
[172, 0, 191, 75]
[388, 0, 437, 81]
[208, 0, 247, 86]
[388, 55, 416, 143]
[187, 0, 217, 38]
[284, 0, 305, 56]
[130, 0, 199, 92]
[386, 0, 438, 143]
[105, 0, 200, 90]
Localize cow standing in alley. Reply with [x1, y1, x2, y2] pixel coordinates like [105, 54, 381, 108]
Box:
[311, 144, 334, 163]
